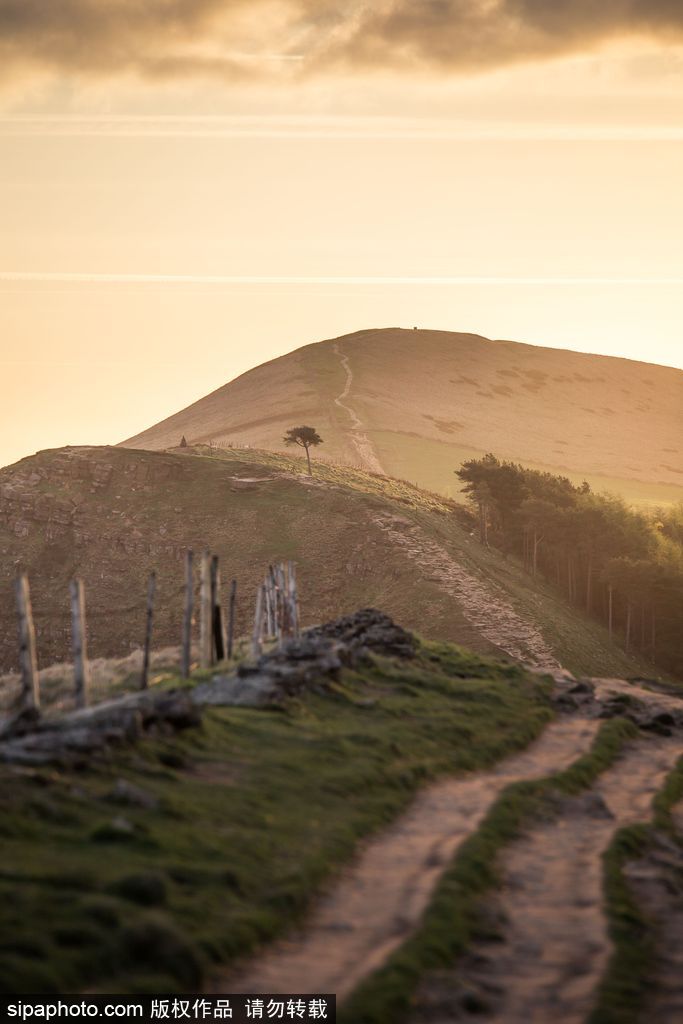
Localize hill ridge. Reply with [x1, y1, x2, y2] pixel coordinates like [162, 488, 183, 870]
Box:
[120, 327, 683, 506]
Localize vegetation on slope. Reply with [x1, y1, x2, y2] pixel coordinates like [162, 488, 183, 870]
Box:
[457, 454, 683, 674]
[0, 640, 551, 994]
[1, 443, 657, 680]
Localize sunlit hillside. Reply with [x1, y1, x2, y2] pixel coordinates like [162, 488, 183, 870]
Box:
[122, 328, 683, 507]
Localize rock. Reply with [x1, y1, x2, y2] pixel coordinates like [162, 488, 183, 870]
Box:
[109, 779, 160, 811]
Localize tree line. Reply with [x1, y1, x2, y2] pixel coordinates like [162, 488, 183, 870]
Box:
[456, 454, 683, 675]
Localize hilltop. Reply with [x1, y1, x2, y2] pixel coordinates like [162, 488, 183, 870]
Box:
[122, 328, 683, 507]
[0, 442, 657, 679]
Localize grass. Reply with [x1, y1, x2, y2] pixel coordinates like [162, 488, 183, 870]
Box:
[0, 441, 661, 686]
[0, 639, 552, 994]
[588, 752, 683, 1024]
[190, 445, 659, 680]
[339, 717, 638, 1024]
[368, 429, 683, 509]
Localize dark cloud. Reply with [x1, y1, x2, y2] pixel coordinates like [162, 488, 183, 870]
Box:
[1, 0, 682, 84]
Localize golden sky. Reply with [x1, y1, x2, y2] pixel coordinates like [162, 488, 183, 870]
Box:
[1, 1, 682, 469]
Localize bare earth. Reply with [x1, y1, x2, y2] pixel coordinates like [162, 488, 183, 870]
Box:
[211, 718, 598, 999]
[332, 341, 386, 475]
[371, 510, 560, 671]
[411, 735, 682, 1024]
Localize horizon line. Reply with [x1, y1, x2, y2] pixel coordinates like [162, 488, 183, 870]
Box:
[2, 272, 683, 286]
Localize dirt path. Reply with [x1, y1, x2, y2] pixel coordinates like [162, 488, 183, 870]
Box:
[332, 342, 386, 475]
[412, 735, 683, 1024]
[623, 829, 683, 1024]
[372, 511, 560, 671]
[210, 718, 598, 1000]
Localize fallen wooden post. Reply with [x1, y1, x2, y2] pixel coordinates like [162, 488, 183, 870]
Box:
[69, 578, 90, 709]
[181, 550, 194, 678]
[227, 578, 237, 659]
[140, 571, 156, 690]
[15, 573, 40, 712]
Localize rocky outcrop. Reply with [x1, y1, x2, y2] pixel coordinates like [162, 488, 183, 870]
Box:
[0, 609, 415, 764]
[195, 608, 415, 707]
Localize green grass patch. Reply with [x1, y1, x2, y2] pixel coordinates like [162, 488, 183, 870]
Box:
[0, 641, 551, 994]
[340, 717, 637, 1024]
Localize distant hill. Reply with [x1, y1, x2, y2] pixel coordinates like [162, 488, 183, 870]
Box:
[0, 444, 656, 680]
[122, 328, 683, 507]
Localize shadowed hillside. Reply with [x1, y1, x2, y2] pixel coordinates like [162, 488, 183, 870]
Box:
[0, 443, 658, 680]
[121, 328, 683, 507]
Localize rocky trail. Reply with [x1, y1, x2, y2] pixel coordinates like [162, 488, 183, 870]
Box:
[214, 718, 599, 1000]
[210, 659, 683, 1021]
[412, 734, 682, 1024]
[372, 511, 561, 671]
[332, 342, 386, 475]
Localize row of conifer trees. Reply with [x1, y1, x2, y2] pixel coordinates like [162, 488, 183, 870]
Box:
[456, 454, 683, 675]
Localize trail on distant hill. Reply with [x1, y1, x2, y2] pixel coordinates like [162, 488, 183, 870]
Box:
[372, 511, 560, 671]
[213, 718, 599, 1000]
[333, 342, 385, 475]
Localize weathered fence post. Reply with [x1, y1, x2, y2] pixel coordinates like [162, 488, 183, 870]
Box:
[288, 560, 299, 636]
[181, 549, 194, 678]
[140, 571, 156, 690]
[15, 573, 40, 712]
[211, 555, 225, 662]
[227, 578, 237, 659]
[251, 583, 265, 658]
[69, 578, 90, 709]
[199, 550, 212, 669]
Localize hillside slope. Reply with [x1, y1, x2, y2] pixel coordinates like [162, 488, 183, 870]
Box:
[121, 328, 683, 505]
[0, 443, 656, 679]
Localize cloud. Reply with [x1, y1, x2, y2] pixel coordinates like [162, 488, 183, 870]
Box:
[1, 0, 682, 85]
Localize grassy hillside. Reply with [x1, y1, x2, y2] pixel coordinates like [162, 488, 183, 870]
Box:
[121, 328, 683, 507]
[0, 443, 658, 680]
[0, 640, 552, 994]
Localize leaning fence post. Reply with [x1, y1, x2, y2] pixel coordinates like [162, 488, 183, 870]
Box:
[70, 578, 90, 709]
[181, 550, 194, 678]
[15, 573, 40, 712]
[140, 571, 156, 690]
[251, 584, 265, 658]
[199, 550, 212, 669]
[227, 578, 237, 659]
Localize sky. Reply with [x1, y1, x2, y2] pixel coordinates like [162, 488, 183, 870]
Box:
[1, 1, 683, 470]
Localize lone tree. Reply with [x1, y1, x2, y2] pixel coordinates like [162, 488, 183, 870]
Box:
[179, 435, 188, 448]
[283, 425, 323, 475]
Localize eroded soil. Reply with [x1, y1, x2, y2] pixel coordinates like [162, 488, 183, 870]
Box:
[211, 718, 598, 999]
[411, 736, 682, 1024]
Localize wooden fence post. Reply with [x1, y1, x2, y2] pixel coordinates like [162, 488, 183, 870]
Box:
[140, 571, 156, 690]
[251, 584, 265, 658]
[70, 578, 90, 709]
[181, 550, 194, 678]
[211, 555, 225, 662]
[227, 578, 237, 659]
[15, 573, 40, 712]
[288, 560, 299, 636]
[199, 550, 212, 669]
